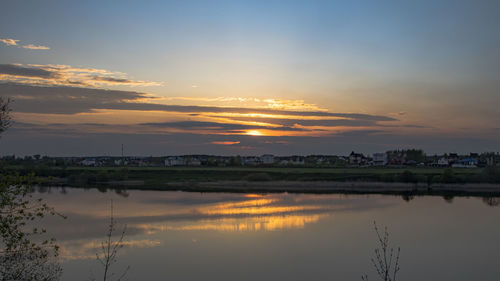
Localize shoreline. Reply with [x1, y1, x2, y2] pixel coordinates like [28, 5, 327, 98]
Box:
[83, 180, 500, 197]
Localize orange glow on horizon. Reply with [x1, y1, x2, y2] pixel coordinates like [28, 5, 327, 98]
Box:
[246, 130, 264, 136]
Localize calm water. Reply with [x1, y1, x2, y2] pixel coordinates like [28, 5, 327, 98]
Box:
[35, 188, 500, 281]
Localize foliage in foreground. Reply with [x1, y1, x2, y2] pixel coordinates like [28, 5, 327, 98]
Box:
[0, 173, 63, 281]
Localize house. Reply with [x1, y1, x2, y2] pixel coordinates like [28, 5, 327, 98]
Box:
[242, 156, 261, 166]
[437, 157, 449, 166]
[81, 158, 96, 166]
[372, 153, 387, 166]
[186, 157, 201, 166]
[448, 153, 459, 164]
[349, 151, 367, 165]
[261, 154, 275, 164]
[452, 158, 478, 168]
[289, 156, 305, 165]
[277, 156, 305, 166]
[165, 156, 186, 166]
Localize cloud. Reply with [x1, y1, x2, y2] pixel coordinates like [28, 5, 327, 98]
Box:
[0, 63, 161, 87]
[221, 116, 381, 128]
[0, 64, 58, 79]
[22, 44, 50, 50]
[140, 121, 312, 133]
[102, 102, 396, 121]
[211, 141, 240, 145]
[0, 83, 397, 124]
[0, 38, 50, 50]
[0, 38, 19, 46]
[160, 96, 326, 112]
[1, 83, 148, 114]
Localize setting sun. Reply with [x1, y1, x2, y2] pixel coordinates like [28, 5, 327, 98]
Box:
[246, 130, 263, 136]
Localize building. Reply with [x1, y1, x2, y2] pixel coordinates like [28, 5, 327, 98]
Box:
[278, 156, 305, 166]
[81, 158, 96, 166]
[186, 157, 201, 166]
[261, 154, 275, 164]
[451, 158, 478, 168]
[437, 157, 449, 166]
[349, 151, 367, 165]
[372, 153, 387, 166]
[165, 156, 186, 166]
[242, 156, 261, 166]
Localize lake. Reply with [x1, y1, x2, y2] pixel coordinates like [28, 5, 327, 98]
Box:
[35, 187, 500, 281]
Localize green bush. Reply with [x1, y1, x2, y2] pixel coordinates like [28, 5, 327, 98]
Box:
[244, 173, 272, 182]
[441, 169, 456, 183]
[482, 166, 500, 183]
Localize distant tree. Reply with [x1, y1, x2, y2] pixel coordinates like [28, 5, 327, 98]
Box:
[404, 149, 424, 163]
[362, 222, 401, 281]
[230, 155, 242, 166]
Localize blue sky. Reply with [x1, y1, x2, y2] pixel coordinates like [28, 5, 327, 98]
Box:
[1, 0, 499, 155]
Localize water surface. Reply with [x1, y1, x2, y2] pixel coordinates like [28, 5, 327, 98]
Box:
[36, 188, 500, 281]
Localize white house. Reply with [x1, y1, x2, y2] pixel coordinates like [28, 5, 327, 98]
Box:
[81, 158, 96, 166]
[372, 153, 387, 166]
[437, 157, 449, 166]
[165, 156, 186, 166]
[261, 154, 275, 164]
[241, 156, 258, 166]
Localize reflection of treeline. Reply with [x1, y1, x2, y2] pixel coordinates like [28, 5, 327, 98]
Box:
[67, 169, 129, 186]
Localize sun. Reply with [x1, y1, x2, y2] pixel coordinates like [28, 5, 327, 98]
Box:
[246, 130, 263, 136]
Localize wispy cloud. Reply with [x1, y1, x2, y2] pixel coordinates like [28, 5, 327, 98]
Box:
[0, 63, 161, 87]
[21, 44, 50, 50]
[0, 83, 396, 122]
[211, 141, 240, 145]
[158, 96, 326, 112]
[0, 64, 57, 79]
[0, 38, 19, 46]
[140, 121, 313, 135]
[0, 38, 50, 50]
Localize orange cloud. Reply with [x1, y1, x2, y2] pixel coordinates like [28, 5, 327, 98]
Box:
[0, 38, 19, 46]
[0, 63, 161, 87]
[22, 44, 50, 50]
[211, 141, 240, 145]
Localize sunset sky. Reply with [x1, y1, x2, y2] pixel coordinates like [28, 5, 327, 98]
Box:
[1, 0, 499, 156]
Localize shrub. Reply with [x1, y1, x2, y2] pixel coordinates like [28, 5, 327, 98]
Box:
[244, 173, 272, 182]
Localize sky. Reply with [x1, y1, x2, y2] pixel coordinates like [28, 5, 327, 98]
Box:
[0, 0, 499, 156]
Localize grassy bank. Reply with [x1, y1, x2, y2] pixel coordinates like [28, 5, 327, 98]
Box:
[2, 165, 500, 197]
[2, 165, 498, 186]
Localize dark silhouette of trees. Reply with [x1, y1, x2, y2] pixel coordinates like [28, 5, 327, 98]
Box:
[0, 173, 64, 280]
[1, 96, 63, 281]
